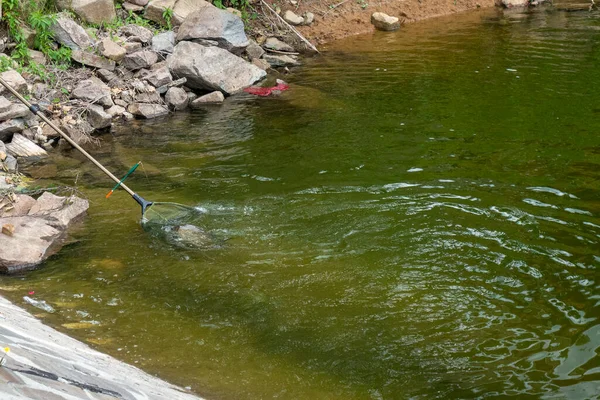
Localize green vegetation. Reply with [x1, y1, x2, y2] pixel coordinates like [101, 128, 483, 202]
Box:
[162, 7, 174, 30]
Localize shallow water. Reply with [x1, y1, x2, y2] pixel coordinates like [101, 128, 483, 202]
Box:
[2, 6, 600, 399]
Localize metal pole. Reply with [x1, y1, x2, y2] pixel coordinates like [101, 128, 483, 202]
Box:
[0, 76, 136, 198]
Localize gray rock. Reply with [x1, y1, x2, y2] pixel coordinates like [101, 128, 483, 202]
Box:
[0, 194, 36, 218]
[105, 104, 126, 117]
[119, 24, 154, 45]
[128, 0, 149, 5]
[263, 37, 294, 52]
[0, 216, 63, 272]
[146, 66, 172, 88]
[168, 41, 266, 95]
[29, 49, 47, 65]
[96, 68, 123, 87]
[187, 91, 198, 103]
[501, 0, 529, 6]
[303, 12, 314, 25]
[251, 58, 270, 71]
[176, 7, 250, 52]
[87, 104, 112, 129]
[165, 87, 188, 110]
[0, 119, 25, 142]
[127, 103, 169, 119]
[123, 1, 144, 11]
[190, 91, 224, 107]
[50, 15, 93, 50]
[121, 50, 159, 71]
[28, 192, 89, 229]
[71, 49, 116, 70]
[135, 90, 161, 103]
[145, 0, 176, 25]
[72, 77, 114, 107]
[264, 53, 299, 67]
[0, 70, 27, 94]
[371, 12, 400, 31]
[156, 77, 187, 94]
[0, 97, 11, 114]
[6, 133, 48, 158]
[283, 10, 304, 25]
[99, 38, 126, 62]
[70, 0, 117, 24]
[152, 31, 176, 54]
[123, 41, 143, 53]
[3, 154, 17, 172]
[0, 103, 30, 121]
[245, 40, 265, 60]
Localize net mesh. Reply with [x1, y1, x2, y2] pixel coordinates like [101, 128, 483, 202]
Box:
[141, 202, 201, 225]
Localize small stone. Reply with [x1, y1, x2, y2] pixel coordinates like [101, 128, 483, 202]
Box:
[123, 42, 143, 54]
[190, 91, 224, 107]
[164, 87, 188, 110]
[127, 103, 169, 119]
[99, 38, 127, 62]
[119, 25, 154, 45]
[87, 104, 112, 129]
[246, 41, 265, 60]
[121, 50, 159, 71]
[152, 31, 175, 54]
[263, 37, 294, 53]
[145, 66, 172, 88]
[251, 58, 270, 71]
[2, 224, 15, 236]
[72, 50, 116, 70]
[303, 12, 314, 25]
[371, 12, 400, 31]
[263, 53, 299, 67]
[29, 49, 47, 65]
[105, 105, 126, 117]
[283, 10, 304, 26]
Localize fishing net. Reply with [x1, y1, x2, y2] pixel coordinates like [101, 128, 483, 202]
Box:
[141, 202, 202, 225]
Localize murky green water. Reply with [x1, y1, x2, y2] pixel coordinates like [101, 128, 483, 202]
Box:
[3, 6, 600, 399]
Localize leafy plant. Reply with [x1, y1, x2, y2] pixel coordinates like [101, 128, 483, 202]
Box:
[162, 7, 174, 30]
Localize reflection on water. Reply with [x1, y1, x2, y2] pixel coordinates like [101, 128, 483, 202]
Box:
[2, 6, 600, 399]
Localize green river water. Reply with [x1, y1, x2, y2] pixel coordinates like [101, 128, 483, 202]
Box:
[2, 6, 600, 399]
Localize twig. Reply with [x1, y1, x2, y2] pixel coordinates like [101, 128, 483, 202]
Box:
[260, 0, 320, 53]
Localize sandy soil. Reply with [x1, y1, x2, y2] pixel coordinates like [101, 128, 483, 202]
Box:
[261, 0, 498, 45]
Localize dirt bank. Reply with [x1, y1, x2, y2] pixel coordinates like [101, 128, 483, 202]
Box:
[265, 0, 498, 44]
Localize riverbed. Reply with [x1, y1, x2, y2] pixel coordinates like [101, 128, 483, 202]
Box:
[2, 6, 600, 399]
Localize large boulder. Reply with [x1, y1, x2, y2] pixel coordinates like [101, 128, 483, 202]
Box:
[371, 12, 400, 31]
[64, 0, 117, 24]
[176, 7, 249, 52]
[50, 15, 93, 50]
[72, 77, 114, 107]
[0, 193, 89, 273]
[168, 41, 266, 95]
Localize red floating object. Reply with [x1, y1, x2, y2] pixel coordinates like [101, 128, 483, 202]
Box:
[244, 80, 289, 97]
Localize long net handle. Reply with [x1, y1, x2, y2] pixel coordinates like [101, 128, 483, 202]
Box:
[0, 76, 136, 197]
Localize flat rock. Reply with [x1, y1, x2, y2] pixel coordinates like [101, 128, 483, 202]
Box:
[99, 38, 126, 62]
[50, 15, 93, 50]
[70, 0, 117, 24]
[0, 103, 31, 121]
[145, 0, 177, 25]
[28, 192, 89, 229]
[87, 104, 112, 129]
[72, 77, 114, 107]
[371, 12, 400, 31]
[123, 41, 143, 53]
[72, 49, 116, 70]
[106, 104, 126, 117]
[501, 0, 529, 6]
[263, 37, 295, 52]
[5, 134, 47, 158]
[0, 194, 36, 218]
[263, 53, 299, 67]
[176, 7, 249, 52]
[128, 0, 149, 5]
[127, 103, 169, 119]
[0, 70, 27, 94]
[168, 41, 266, 95]
[0, 216, 63, 273]
[121, 50, 159, 71]
[165, 87, 188, 110]
[190, 91, 224, 107]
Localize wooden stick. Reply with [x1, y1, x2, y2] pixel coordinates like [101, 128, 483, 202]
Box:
[260, 0, 320, 53]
